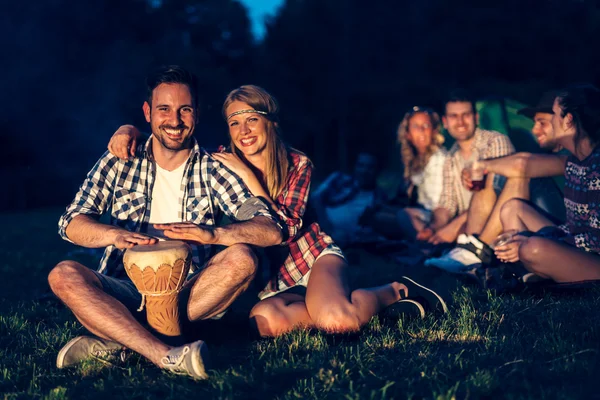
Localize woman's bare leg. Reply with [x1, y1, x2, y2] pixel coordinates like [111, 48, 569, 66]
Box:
[304, 255, 401, 333]
[249, 293, 312, 337]
[500, 198, 555, 232]
[250, 255, 405, 337]
[519, 237, 600, 282]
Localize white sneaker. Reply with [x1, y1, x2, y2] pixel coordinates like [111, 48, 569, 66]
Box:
[424, 234, 482, 273]
[160, 340, 209, 380]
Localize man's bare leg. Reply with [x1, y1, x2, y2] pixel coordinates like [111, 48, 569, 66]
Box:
[477, 177, 530, 244]
[465, 172, 498, 236]
[185, 244, 258, 321]
[48, 261, 169, 365]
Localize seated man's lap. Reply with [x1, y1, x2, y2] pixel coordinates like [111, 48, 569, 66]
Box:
[92, 271, 145, 321]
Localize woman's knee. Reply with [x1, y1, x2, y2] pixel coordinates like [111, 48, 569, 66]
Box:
[48, 260, 97, 295]
[249, 299, 292, 337]
[312, 304, 361, 334]
[518, 237, 547, 272]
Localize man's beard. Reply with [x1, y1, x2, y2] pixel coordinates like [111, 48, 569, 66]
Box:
[155, 124, 192, 150]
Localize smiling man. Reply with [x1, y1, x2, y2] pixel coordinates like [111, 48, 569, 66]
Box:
[417, 89, 515, 246]
[48, 66, 283, 379]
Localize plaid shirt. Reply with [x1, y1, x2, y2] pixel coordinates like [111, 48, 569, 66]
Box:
[437, 128, 515, 217]
[259, 150, 338, 298]
[58, 136, 278, 278]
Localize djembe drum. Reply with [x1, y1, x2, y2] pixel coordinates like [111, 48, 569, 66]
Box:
[123, 240, 192, 337]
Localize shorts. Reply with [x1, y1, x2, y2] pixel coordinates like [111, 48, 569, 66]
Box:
[93, 260, 230, 322]
[93, 271, 145, 320]
[257, 245, 346, 301]
[493, 174, 507, 195]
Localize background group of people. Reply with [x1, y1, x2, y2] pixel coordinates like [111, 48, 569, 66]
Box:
[318, 85, 600, 290]
[48, 64, 600, 380]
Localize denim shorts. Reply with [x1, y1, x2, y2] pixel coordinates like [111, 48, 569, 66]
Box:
[93, 271, 144, 317]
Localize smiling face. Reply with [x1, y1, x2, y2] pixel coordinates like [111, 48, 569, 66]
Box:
[442, 101, 478, 142]
[143, 83, 196, 152]
[225, 101, 269, 157]
[406, 112, 434, 154]
[532, 112, 556, 149]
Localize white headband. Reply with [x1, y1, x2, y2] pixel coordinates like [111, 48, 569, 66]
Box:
[226, 109, 268, 121]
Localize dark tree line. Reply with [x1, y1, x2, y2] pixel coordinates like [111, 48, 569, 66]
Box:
[2, 0, 599, 210]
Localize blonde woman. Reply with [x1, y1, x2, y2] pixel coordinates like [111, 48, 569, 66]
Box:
[107, 86, 447, 337]
[370, 107, 447, 239]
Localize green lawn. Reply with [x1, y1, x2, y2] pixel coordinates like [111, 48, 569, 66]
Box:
[1, 209, 599, 399]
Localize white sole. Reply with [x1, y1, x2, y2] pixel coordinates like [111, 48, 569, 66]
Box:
[397, 299, 426, 319]
[56, 336, 85, 369]
[193, 341, 209, 379]
[402, 276, 448, 313]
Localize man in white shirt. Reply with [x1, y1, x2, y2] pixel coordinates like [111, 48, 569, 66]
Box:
[49, 66, 283, 379]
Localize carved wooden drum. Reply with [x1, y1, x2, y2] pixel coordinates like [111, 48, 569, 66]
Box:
[123, 240, 192, 337]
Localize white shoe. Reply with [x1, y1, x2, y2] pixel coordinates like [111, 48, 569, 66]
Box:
[160, 340, 210, 380]
[424, 234, 483, 273]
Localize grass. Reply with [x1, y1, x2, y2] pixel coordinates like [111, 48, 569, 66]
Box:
[1, 209, 599, 399]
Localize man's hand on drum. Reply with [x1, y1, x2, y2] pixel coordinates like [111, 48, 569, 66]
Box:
[154, 222, 217, 245]
[494, 234, 528, 263]
[111, 229, 158, 249]
[107, 125, 141, 159]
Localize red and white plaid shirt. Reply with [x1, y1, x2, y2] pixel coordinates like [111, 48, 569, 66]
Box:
[259, 150, 338, 298]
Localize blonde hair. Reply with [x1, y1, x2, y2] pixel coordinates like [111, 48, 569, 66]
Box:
[397, 108, 445, 181]
[222, 85, 290, 199]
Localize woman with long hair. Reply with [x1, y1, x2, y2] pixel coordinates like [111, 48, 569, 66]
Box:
[368, 107, 447, 240]
[107, 85, 447, 337]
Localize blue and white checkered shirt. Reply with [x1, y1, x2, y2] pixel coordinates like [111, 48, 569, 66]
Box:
[58, 136, 279, 278]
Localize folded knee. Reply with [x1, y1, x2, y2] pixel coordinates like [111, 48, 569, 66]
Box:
[250, 301, 292, 337]
[223, 244, 258, 282]
[518, 237, 545, 268]
[500, 198, 527, 224]
[313, 307, 361, 334]
[48, 261, 94, 295]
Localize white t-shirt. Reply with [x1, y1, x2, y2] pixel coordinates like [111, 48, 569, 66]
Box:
[145, 160, 187, 239]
